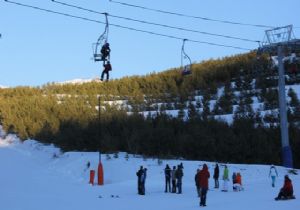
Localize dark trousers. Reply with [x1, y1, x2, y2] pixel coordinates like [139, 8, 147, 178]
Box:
[177, 179, 182, 194]
[214, 178, 219, 188]
[165, 178, 171, 192]
[172, 179, 176, 193]
[138, 181, 144, 195]
[101, 70, 109, 81]
[200, 188, 208, 206]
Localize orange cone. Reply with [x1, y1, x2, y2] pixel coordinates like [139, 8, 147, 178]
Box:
[89, 170, 95, 185]
[98, 162, 104, 185]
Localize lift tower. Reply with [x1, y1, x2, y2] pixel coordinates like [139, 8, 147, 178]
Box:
[258, 25, 300, 168]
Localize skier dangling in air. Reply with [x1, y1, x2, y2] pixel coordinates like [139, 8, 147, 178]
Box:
[100, 61, 112, 82]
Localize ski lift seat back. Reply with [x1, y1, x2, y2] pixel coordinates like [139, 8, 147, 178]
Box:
[93, 13, 109, 62]
[181, 39, 192, 76]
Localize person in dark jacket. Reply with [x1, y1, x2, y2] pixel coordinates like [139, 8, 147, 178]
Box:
[100, 61, 112, 81]
[275, 175, 295, 200]
[195, 169, 201, 197]
[164, 164, 171, 193]
[175, 165, 184, 194]
[171, 166, 177, 193]
[199, 163, 210, 207]
[100, 42, 111, 61]
[232, 172, 237, 190]
[213, 163, 219, 188]
[136, 166, 144, 195]
[141, 168, 147, 195]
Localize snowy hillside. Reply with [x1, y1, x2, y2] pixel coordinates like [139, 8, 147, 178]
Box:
[132, 83, 300, 125]
[0, 84, 8, 89]
[0, 130, 299, 210]
[55, 78, 101, 85]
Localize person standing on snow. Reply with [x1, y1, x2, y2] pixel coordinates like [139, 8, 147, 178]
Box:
[199, 164, 210, 207]
[164, 164, 171, 193]
[222, 165, 229, 192]
[232, 172, 237, 190]
[195, 169, 201, 197]
[269, 165, 278, 187]
[213, 163, 219, 188]
[141, 168, 147, 195]
[171, 166, 177, 193]
[136, 166, 144, 195]
[175, 164, 184, 194]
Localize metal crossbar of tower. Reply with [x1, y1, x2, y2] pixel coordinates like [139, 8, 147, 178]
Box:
[258, 25, 300, 168]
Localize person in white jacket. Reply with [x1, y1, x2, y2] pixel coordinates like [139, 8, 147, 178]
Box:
[269, 165, 278, 187]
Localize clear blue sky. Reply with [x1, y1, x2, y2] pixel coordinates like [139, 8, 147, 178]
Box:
[0, 0, 299, 87]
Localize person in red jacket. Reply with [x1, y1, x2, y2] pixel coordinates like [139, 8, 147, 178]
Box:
[198, 163, 210, 207]
[275, 175, 295, 200]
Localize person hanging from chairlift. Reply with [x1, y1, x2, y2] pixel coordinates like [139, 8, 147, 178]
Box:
[100, 42, 111, 62]
[100, 61, 112, 82]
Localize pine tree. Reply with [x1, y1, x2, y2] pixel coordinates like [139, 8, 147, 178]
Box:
[187, 101, 198, 121]
[288, 88, 300, 107]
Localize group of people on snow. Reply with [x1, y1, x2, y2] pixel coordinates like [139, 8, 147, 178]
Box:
[195, 163, 243, 206]
[136, 166, 147, 195]
[134, 163, 296, 207]
[164, 163, 184, 194]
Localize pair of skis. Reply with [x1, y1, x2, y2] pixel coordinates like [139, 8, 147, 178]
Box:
[98, 195, 120, 199]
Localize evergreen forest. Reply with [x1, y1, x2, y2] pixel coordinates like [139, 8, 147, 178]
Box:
[1, 51, 300, 167]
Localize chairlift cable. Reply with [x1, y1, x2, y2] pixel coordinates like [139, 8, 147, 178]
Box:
[51, 0, 107, 15]
[4, 0, 252, 51]
[4, 0, 105, 24]
[109, 0, 275, 29]
[52, 0, 260, 43]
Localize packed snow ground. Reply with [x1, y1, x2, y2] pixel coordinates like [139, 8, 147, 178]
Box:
[0, 131, 299, 210]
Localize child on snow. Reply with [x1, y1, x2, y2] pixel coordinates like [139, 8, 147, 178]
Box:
[233, 172, 243, 191]
[269, 165, 278, 187]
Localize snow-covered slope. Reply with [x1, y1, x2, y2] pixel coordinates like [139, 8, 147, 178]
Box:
[0, 84, 8, 89]
[56, 78, 101, 85]
[0, 133, 299, 210]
